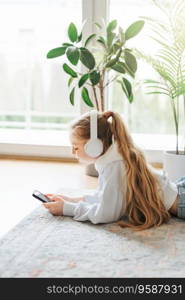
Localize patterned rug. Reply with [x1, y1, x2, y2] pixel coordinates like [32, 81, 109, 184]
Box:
[0, 190, 185, 278]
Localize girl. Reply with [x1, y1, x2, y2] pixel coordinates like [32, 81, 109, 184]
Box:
[43, 110, 182, 231]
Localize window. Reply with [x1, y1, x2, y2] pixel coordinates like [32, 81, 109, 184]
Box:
[108, 0, 181, 135]
[0, 0, 82, 130]
[1, 0, 176, 133]
[0, 0, 179, 161]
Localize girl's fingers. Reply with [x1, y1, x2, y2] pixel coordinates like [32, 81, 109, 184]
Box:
[43, 200, 63, 216]
[45, 193, 53, 198]
[43, 202, 54, 209]
[44, 194, 65, 203]
[50, 196, 59, 202]
[44, 202, 54, 208]
[44, 194, 57, 202]
[51, 195, 64, 202]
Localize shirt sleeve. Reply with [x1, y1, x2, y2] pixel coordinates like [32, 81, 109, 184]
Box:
[83, 189, 100, 204]
[63, 161, 125, 224]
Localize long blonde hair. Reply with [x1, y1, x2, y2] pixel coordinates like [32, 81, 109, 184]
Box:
[70, 110, 170, 230]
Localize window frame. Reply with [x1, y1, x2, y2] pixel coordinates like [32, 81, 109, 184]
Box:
[0, 0, 176, 164]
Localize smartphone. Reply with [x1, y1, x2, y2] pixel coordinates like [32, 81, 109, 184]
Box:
[32, 190, 50, 203]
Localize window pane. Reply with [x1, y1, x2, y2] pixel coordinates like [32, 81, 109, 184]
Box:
[109, 0, 182, 135]
[0, 0, 82, 129]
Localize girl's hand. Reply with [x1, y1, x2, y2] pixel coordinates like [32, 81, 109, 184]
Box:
[43, 193, 85, 216]
[43, 194, 64, 216]
[45, 193, 84, 203]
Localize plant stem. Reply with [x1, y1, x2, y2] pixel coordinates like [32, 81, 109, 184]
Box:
[184, 95, 185, 154]
[99, 84, 104, 112]
[176, 96, 179, 154]
[92, 86, 99, 111]
[169, 95, 178, 154]
[179, 55, 184, 155]
[99, 70, 105, 112]
[104, 75, 120, 88]
[176, 43, 182, 155]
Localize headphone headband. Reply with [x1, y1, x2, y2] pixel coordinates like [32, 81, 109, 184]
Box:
[83, 109, 103, 158]
[90, 110, 98, 140]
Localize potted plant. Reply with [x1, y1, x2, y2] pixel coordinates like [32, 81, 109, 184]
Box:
[46, 19, 144, 176]
[135, 0, 185, 181]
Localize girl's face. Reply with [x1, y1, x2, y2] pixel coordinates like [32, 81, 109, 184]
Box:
[70, 130, 96, 164]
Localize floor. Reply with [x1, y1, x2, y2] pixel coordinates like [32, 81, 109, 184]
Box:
[0, 158, 97, 238]
[1, 159, 185, 278]
[1, 193, 185, 278]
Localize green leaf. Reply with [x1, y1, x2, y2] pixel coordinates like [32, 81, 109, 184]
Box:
[125, 20, 145, 40]
[144, 79, 164, 85]
[146, 91, 170, 96]
[124, 51, 137, 73]
[97, 36, 106, 48]
[106, 49, 122, 68]
[81, 87, 94, 107]
[80, 47, 96, 70]
[77, 32, 82, 43]
[107, 31, 116, 48]
[66, 46, 80, 65]
[111, 62, 126, 73]
[106, 57, 118, 68]
[78, 74, 89, 88]
[121, 77, 133, 103]
[116, 48, 122, 59]
[106, 19, 120, 49]
[112, 42, 121, 53]
[62, 43, 73, 47]
[107, 20, 117, 32]
[119, 27, 125, 44]
[145, 85, 170, 92]
[68, 23, 78, 43]
[89, 71, 100, 85]
[121, 62, 135, 78]
[63, 63, 77, 78]
[84, 34, 96, 47]
[68, 77, 74, 87]
[94, 22, 102, 29]
[47, 47, 66, 59]
[122, 77, 132, 96]
[69, 87, 75, 105]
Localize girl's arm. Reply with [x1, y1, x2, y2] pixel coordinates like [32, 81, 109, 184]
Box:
[44, 162, 125, 222]
[43, 194, 85, 216]
[43, 191, 100, 216]
[43, 190, 100, 216]
[63, 162, 125, 224]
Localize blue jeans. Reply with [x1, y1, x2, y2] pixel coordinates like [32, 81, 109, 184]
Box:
[175, 176, 185, 219]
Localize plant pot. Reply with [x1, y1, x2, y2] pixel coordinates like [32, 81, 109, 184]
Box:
[85, 163, 99, 177]
[163, 151, 185, 181]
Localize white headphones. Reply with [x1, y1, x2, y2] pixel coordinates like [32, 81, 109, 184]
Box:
[84, 110, 104, 158]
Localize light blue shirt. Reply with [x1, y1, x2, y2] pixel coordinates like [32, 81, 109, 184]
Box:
[63, 143, 178, 224]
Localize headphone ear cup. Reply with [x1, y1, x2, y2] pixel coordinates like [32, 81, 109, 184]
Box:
[84, 139, 103, 158]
